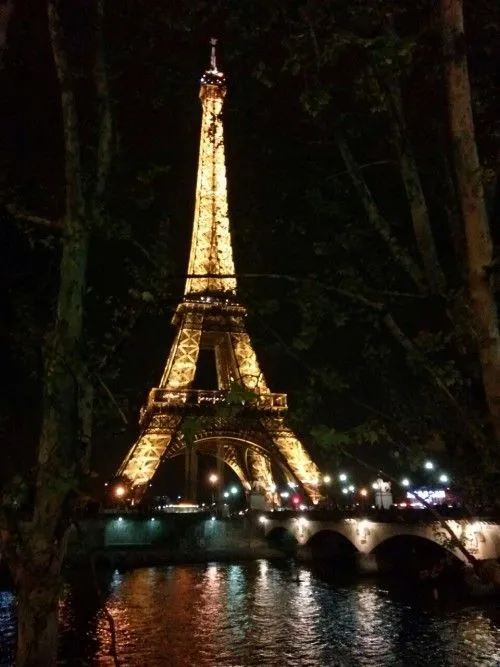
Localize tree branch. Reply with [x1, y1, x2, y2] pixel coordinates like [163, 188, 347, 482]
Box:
[95, 374, 128, 425]
[92, 0, 113, 216]
[218, 270, 485, 445]
[96, 306, 143, 372]
[339, 447, 477, 566]
[335, 129, 428, 294]
[252, 316, 477, 565]
[382, 73, 447, 294]
[6, 204, 62, 230]
[327, 158, 396, 178]
[164, 272, 425, 301]
[0, 0, 13, 70]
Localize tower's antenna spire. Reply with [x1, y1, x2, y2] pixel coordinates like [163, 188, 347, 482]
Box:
[210, 37, 218, 71]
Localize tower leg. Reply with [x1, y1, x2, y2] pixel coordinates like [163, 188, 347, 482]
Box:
[248, 449, 276, 508]
[262, 418, 322, 504]
[216, 442, 225, 504]
[184, 443, 198, 504]
[116, 415, 182, 503]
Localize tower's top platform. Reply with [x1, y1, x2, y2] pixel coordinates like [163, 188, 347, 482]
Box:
[200, 38, 226, 88]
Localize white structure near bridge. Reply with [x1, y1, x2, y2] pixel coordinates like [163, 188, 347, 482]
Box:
[262, 515, 500, 565]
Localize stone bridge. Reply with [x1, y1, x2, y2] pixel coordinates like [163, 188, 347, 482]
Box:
[262, 511, 500, 567]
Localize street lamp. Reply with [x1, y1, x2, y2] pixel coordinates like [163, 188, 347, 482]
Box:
[208, 473, 218, 503]
[401, 478, 410, 487]
[439, 474, 449, 484]
[323, 475, 332, 485]
[231, 486, 238, 495]
[339, 473, 347, 482]
[424, 461, 434, 470]
[114, 484, 126, 499]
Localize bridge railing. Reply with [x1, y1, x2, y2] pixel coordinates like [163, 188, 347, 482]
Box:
[263, 507, 500, 524]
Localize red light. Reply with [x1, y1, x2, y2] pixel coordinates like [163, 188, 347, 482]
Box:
[292, 495, 300, 505]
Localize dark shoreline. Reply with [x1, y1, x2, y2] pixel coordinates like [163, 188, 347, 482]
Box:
[69, 545, 290, 569]
[2, 546, 499, 600]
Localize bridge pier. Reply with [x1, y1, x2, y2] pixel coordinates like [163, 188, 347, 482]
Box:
[356, 553, 379, 575]
[295, 545, 313, 562]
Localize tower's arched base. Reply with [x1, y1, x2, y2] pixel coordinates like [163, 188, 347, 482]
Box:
[115, 410, 322, 507]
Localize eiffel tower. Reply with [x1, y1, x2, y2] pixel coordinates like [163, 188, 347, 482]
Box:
[114, 41, 322, 507]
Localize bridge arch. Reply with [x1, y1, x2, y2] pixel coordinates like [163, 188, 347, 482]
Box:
[370, 533, 464, 571]
[166, 437, 251, 490]
[194, 434, 299, 484]
[266, 526, 298, 553]
[305, 529, 358, 561]
[165, 433, 305, 498]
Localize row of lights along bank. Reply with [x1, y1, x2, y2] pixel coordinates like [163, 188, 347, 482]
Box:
[108, 458, 451, 508]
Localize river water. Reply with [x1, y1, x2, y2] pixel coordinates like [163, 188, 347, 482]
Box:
[1, 561, 500, 666]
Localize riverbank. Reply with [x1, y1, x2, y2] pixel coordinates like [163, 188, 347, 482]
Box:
[66, 544, 500, 599]
[69, 544, 289, 569]
[2, 547, 499, 603]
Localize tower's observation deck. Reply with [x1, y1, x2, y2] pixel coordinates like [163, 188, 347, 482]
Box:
[140, 388, 288, 425]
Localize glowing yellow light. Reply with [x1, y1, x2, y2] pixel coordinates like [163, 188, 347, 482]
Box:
[360, 488, 368, 497]
[358, 520, 372, 537]
[185, 59, 235, 297]
[114, 485, 126, 498]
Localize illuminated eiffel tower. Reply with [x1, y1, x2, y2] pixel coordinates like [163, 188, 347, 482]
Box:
[114, 41, 322, 506]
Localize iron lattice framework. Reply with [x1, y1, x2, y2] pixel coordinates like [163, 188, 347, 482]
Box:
[115, 42, 322, 505]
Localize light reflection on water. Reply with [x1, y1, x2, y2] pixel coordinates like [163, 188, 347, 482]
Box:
[1, 562, 500, 666]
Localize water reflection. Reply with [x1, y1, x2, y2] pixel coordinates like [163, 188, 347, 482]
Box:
[355, 587, 397, 664]
[0, 591, 15, 667]
[1, 563, 499, 666]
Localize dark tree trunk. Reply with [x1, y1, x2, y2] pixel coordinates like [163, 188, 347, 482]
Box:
[0, 0, 13, 68]
[16, 577, 60, 667]
[440, 0, 500, 440]
[13, 1, 88, 664]
[11, 0, 113, 661]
